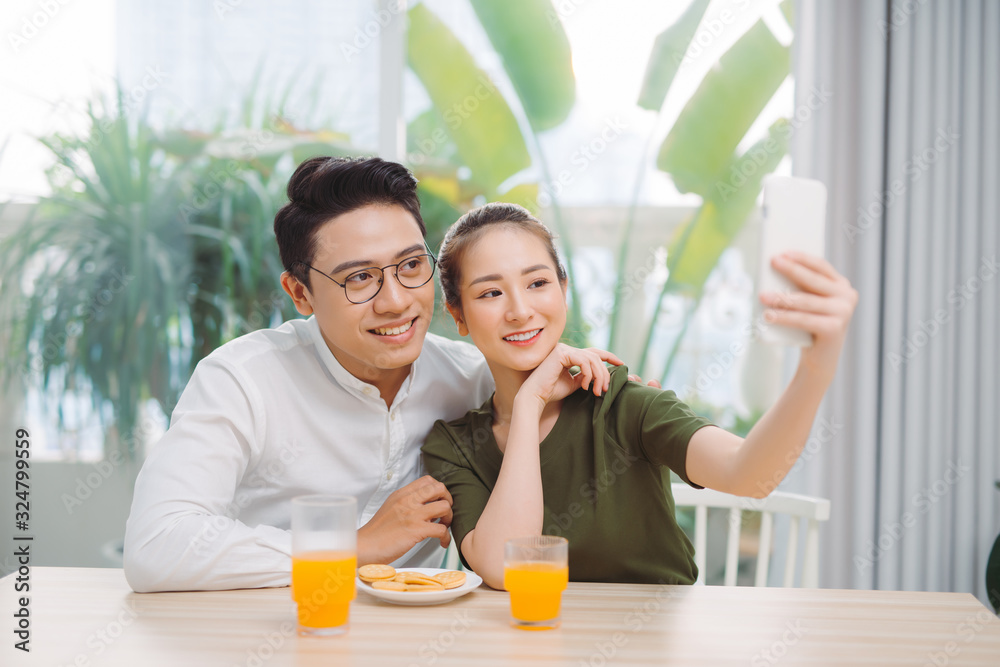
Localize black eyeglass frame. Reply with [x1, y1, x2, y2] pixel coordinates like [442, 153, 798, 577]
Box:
[295, 247, 438, 305]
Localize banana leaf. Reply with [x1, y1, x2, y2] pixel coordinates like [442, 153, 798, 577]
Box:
[407, 109, 459, 164]
[407, 3, 531, 194]
[468, 0, 575, 131]
[635, 119, 790, 376]
[656, 19, 789, 196]
[637, 0, 711, 111]
[608, 0, 712, 351]
[665, 119, 790, 290]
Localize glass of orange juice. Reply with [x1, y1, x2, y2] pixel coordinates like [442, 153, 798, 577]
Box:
[503, 536, 569, 630]
[291, 495, 357, 637]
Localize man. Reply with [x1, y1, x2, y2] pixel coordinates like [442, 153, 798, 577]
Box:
[124, 156, 494, 592]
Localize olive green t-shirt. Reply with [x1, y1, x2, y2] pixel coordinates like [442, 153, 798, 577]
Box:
[421, 365, 713, 585]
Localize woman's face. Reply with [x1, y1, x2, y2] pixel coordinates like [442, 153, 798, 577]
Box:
[449, 226, 567, 373]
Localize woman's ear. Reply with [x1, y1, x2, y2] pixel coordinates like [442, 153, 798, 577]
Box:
[446, 303, 469, 337]
[281, 271, 315, 316]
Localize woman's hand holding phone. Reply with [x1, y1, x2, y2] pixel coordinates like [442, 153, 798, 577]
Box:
[759, 252, 858, 385]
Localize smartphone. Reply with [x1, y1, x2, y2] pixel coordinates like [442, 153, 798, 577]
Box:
[755, 175, 827, 347]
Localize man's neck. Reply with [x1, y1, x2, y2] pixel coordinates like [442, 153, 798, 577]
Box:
[320, 334, 413, 408]
[371, 366, 410, 408]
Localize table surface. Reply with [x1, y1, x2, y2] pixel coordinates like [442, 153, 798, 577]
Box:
[2, 567, 998, 666]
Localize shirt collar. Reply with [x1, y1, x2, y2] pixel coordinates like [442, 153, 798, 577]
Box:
[307, 315, 415, 404]
[307, 316, 379, 398]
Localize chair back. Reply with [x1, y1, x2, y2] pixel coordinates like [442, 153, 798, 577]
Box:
[671, 483, 831, 587]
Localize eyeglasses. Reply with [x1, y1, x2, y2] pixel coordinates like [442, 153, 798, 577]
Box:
[296, 250, 437, 305]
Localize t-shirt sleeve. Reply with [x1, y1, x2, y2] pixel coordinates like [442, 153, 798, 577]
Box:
[631, 386, 714, 489]
[421, 419, 492, 566]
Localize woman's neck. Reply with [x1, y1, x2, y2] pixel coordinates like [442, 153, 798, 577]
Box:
[487, 362, 563, 454]
[487, 364, 532, 426]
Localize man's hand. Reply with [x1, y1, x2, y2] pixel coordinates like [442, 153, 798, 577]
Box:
[357, 475, 453, 566]
[627, 374, 661, 389]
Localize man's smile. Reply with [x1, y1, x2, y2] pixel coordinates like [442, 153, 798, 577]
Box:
[370, 317, 417, 338]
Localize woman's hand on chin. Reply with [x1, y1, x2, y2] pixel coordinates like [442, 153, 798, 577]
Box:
[516, 344, 623, 412]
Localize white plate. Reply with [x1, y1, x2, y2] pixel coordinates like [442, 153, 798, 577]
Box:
[357, 567, 483, 606]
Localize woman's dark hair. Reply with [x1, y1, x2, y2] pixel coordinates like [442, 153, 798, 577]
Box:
[273, 156, 425, 289]
[438, 202, 567, 310]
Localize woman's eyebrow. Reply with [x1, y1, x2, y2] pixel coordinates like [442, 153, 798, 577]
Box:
[468, 273, 502, 286]
[468, 264, 552, 286]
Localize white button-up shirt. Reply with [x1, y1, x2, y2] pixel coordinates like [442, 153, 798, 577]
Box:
[124, 316, 492, 592]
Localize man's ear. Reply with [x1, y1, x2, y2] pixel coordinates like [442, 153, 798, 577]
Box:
[281, 271, 315, 316]
[446, 303, 469, 337]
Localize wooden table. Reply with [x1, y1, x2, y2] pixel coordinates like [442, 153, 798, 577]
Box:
[2, 568, 998, 666]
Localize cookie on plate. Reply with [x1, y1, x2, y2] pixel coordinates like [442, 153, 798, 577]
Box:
[358, 564, 397, 583]
[432, 571, 466, 590]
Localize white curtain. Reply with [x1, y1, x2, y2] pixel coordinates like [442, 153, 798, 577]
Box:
[788, 0, 1000, 603]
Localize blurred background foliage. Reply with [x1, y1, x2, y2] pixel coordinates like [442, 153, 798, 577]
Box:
[406, 0, 792, 382]
[0, 0, 792, 458]
[0, 84, 354, 458]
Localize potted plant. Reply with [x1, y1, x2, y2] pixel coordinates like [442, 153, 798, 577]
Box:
[0, 87, 352, 460]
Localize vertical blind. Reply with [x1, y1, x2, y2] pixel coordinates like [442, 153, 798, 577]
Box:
[791, 0, 999, 603]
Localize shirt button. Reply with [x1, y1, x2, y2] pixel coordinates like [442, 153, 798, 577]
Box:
[363, 387, 372, 395]
[390, 411, 397, 421]
[386, 471, 393, 480]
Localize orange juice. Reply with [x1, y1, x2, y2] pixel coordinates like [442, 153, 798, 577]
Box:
[504, 561, 569, 625]
[291, 550, 357, 628]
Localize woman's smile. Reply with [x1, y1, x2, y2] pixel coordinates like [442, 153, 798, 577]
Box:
[502, 328, 543, 345]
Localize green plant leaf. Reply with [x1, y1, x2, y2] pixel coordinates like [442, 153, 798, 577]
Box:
[289, 140, 356, 165]
[495, 183, 540, 213]
[157, 129, 212, 159]
[637, 0, 711, 111]
[468, 0, 575, 131]
[407, 3, 531, 193]
[780, 0, 794, 26]
[665, 119, 790, 289]
[0, 84, 317, 459]
[407, 109, 458, 164]
[416, 183, 464, 252]
[655, 19, 789, 196]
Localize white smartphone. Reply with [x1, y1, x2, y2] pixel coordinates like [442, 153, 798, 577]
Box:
[755, 175, 827, 347]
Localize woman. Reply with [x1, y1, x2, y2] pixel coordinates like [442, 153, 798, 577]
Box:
[422, 203, 857, 589]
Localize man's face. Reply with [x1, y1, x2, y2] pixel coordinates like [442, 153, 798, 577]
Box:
[292, 204, 434, 385]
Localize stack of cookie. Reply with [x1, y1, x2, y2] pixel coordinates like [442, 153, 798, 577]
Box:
[357, 565, 466, 592]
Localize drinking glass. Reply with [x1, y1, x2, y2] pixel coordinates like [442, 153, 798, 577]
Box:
[503, 536, 569, 630]
[291, 495, 357, 636]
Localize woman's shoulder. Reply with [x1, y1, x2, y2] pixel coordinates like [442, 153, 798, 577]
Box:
[595, 364, 694, 418]
[422, 397, 494, 456]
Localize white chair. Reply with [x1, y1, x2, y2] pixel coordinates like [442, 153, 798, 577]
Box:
[671, 483, 831, 587]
